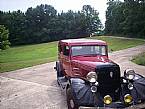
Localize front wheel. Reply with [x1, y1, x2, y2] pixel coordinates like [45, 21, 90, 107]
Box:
[66, 88, 78, 109]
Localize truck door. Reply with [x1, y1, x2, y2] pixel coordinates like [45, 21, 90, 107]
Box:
[62, 45, 71, 76]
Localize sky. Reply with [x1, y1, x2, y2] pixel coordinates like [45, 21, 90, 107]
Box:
[0, 0, 108, 25]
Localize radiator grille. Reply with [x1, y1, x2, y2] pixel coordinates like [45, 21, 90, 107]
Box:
[96, 64, 121, 101]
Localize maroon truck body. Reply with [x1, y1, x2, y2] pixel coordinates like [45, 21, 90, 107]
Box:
[58, 39, 113, 78]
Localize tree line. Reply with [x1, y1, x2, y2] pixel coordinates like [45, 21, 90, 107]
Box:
[0, 4, 102, 46]
[105, 0, 145, 38]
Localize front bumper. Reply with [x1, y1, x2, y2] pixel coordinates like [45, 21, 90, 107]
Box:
[79, 102, 125, 109]
[79, 102, 145, 109]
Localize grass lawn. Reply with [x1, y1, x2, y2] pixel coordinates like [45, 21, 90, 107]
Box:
[0, 42, 57, 72]
[132, 52, 145, 66]
[0, 36, 145, 72]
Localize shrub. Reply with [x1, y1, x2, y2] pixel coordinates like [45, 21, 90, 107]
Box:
[0, 25, 10, 50]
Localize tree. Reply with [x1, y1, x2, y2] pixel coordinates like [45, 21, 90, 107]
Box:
[105, 0, 145, 38]
[9, 10, 26, 45]
[0, 4, 103, 45]
[105, 0, 125, 35]
[25, 4, 57, 43]
[0, 25, 10, 50]
[82, 5, 103, 35]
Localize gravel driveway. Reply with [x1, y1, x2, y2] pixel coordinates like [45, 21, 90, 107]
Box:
[0, 44, 145, 109]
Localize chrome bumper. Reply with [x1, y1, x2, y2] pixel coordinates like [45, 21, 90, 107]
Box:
[79, 102, 145, 109]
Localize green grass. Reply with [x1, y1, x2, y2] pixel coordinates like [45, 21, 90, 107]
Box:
[0, 42, 57, 72]
[132, 52, 145, 66]
[0, 36, 145, 72]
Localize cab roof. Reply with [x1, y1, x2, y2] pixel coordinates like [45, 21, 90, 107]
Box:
[59, 38, 107, 46]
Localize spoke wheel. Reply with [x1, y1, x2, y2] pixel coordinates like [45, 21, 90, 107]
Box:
[66, 88, 78, 109]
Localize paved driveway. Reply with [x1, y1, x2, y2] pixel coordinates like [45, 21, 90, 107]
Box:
[0, 44, 145, 109]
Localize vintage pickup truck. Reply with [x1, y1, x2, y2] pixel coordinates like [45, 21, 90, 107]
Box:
[54, 39, 145, 109]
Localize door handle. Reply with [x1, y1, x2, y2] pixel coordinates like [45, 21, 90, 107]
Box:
[73, 68, 79, 70]
[66, 60, 70, 62]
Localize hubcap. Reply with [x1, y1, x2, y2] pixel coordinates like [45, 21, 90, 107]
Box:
[70, 99, 75, 108]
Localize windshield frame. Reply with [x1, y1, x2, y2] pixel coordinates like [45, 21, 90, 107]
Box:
[70, 45, 107, 57]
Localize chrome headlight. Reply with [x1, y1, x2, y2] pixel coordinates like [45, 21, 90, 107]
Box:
[124, 94, 133, 104]
[86, 71, 98, 83]
[104, 95, 112, 105]
[124, 69, 135, 80]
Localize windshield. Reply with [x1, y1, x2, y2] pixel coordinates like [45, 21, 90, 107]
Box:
[71, 45, 106, 56]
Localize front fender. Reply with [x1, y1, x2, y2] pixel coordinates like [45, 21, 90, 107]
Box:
[121, 74, 145, 104]
[70, 78, 103, 107]
[131, 74, 145, 103]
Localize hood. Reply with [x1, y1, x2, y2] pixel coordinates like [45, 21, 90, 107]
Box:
[71, 55, 119, 78]
[72, 55, 112, 68]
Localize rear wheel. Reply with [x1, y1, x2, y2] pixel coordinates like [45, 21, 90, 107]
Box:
[56, 62, 64, 78]
[56, 62, 64, 85]
[67, 87, 78, 109]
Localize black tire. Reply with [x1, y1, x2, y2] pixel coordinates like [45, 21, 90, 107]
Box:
[56, 62, 64, 78]
[66, 88, 78, 109]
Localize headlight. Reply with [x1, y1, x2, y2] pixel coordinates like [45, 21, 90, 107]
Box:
[124, 69, 135, 80]
[124, 94, 133, 104]
[86, 71, 97, 83]
[104, 95, 112, 105]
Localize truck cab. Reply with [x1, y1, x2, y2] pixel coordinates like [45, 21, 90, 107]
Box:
[58, 39, 110, 77]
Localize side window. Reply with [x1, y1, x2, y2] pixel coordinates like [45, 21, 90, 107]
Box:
[63, 46, 69, 56]
[58, 44, 62, 53]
